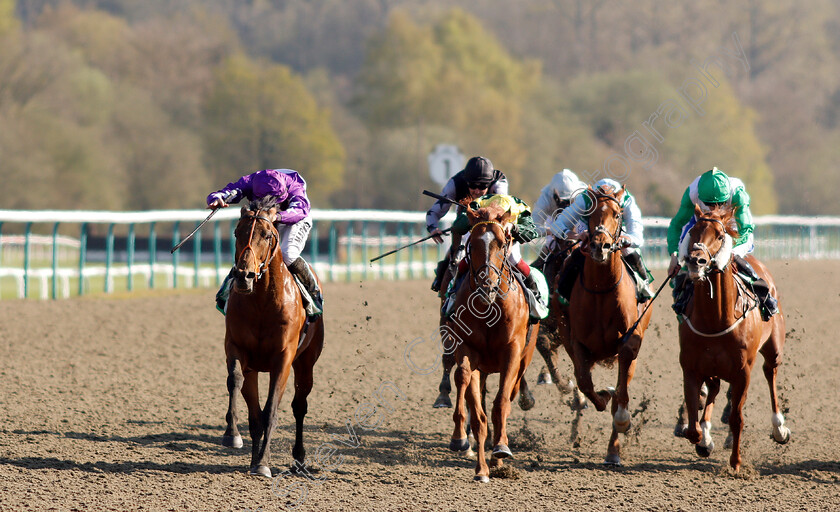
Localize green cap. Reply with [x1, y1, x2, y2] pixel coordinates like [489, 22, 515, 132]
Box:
[697, 167, 731, 203]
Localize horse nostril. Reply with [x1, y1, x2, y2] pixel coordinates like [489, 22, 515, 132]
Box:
[246, 272, 256, 280]
[602, 242, 611, 251]
[696, 258, 707, 266]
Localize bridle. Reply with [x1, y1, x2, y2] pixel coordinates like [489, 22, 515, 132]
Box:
[689, 216, 731, 272]
[465, 220, 513, 295]
[587, 193, 624, 255]
[236, 211, 280, 281]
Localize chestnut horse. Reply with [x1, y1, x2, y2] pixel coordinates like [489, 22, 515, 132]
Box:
[561, 187, 652, 465]
[448, 204, 538, 482]
[678, 205, 789, 471]
[221, 198, 325, 477]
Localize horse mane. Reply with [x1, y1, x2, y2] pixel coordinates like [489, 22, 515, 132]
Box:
[247, 196, 279, 213]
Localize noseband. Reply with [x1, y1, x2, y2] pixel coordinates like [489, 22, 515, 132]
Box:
[236, 213, 280, 281]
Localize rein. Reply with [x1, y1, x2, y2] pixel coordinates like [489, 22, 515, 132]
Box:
[236, 213, 280, 281]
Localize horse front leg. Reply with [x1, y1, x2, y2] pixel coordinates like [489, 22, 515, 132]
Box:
[222, 351, 244, 449]
[253, 356, 294, 478]
[466, 369, 490, 482]
[682, 371, 702, 446]
[604, 353, 636, 466]
[727, 377, 749, 472]
[241, 369, 263, 473]
[695, 378, 720, 458]
[450, 354, 473, 454]
[491, 353, 521, 460]
[571, 344, 609, 412]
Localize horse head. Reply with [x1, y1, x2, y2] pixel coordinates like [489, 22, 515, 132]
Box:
[585, 185, 625, 264]
[682, 204, 737, 281]
[465, 202, 512, 305]
[232, 198, 281, 294]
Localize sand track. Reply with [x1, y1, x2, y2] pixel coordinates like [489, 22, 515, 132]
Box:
[1, 260, 838, 511]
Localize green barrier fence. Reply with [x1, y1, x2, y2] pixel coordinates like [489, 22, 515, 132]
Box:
[0, 210, 838, 299]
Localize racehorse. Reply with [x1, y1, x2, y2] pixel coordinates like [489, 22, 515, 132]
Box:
[221, 197, 325, 477]
[434, 210, 535, 413]
[560, 186, 652, 465]
[447, 203, 538, 482]
[677, 205, 789, 471]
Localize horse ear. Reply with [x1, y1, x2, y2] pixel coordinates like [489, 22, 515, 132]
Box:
[241, 206, 249, 217]
[693, 203, 704, 218]
[500, 211, 513, 225]
[615, 185, 626, 201]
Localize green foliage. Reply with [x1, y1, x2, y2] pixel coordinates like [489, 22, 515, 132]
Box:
[202, 54, 345, 206]
[0, 0, 18, 37]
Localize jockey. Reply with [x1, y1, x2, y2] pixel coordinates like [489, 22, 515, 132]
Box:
[667, 167, 779, 320]
[207, 169, 323, 316]
[444, 193, 542, 304]
[426, 156, 508, 292]
[531, 169, 588, 270]
[548, 178, 654, 304]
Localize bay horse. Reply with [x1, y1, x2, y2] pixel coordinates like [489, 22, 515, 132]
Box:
[221, 198, 325, 477]
[448, 203, 538, 482]
[678, 205, 789, 471]
[560, 186, 652, 465]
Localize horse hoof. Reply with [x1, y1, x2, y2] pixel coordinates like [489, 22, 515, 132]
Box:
[433, 395, 452, 408]
[492, 444, 513, 459]
[674, 424, 688, 438]
[603, 454, 622, 466]
[474, 475, 490, 483]
[695, 441, 715, 458]
[449, 438, 470, 452]
[773, 426, 791, 445]
[518, 391, 536, 411]
[724, 434, 733, 449]
[222, 434, 243, 449]
[249, 465, 272, 478]
[537, 372, 552, 385]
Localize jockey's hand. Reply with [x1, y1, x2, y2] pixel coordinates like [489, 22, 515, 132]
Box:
[207, 197, 228, 210]
[668, 254, 681, 277]
[618, 235, 634, 248]
[429, 228, 445, 244]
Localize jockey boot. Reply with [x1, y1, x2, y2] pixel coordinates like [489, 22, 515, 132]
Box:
[556, 248, 586, 305]
[750, 277, 780, 321]
[733, 255, 760, 281]
[671, 271, 693, 316]
[733, 255, 778, 320]
[515, 259, 542, 303]
[215, 268, 235, 314]
[623, 251, 654, 302]
[431, 259, 449, 292]
[288, 257, 323, 315]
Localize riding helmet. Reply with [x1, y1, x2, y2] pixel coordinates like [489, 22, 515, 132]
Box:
[463, 156, 495, 187]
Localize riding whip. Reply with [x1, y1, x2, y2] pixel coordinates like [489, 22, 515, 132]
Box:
[171, 208, 219, 254]
[369, 227, 452, 263]
[619, 273, 674, 344]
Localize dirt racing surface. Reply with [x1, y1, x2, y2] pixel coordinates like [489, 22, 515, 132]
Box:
[0, 260, 838, 511]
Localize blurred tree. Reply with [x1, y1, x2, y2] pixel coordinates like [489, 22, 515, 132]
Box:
[202, 54, 345, 206]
